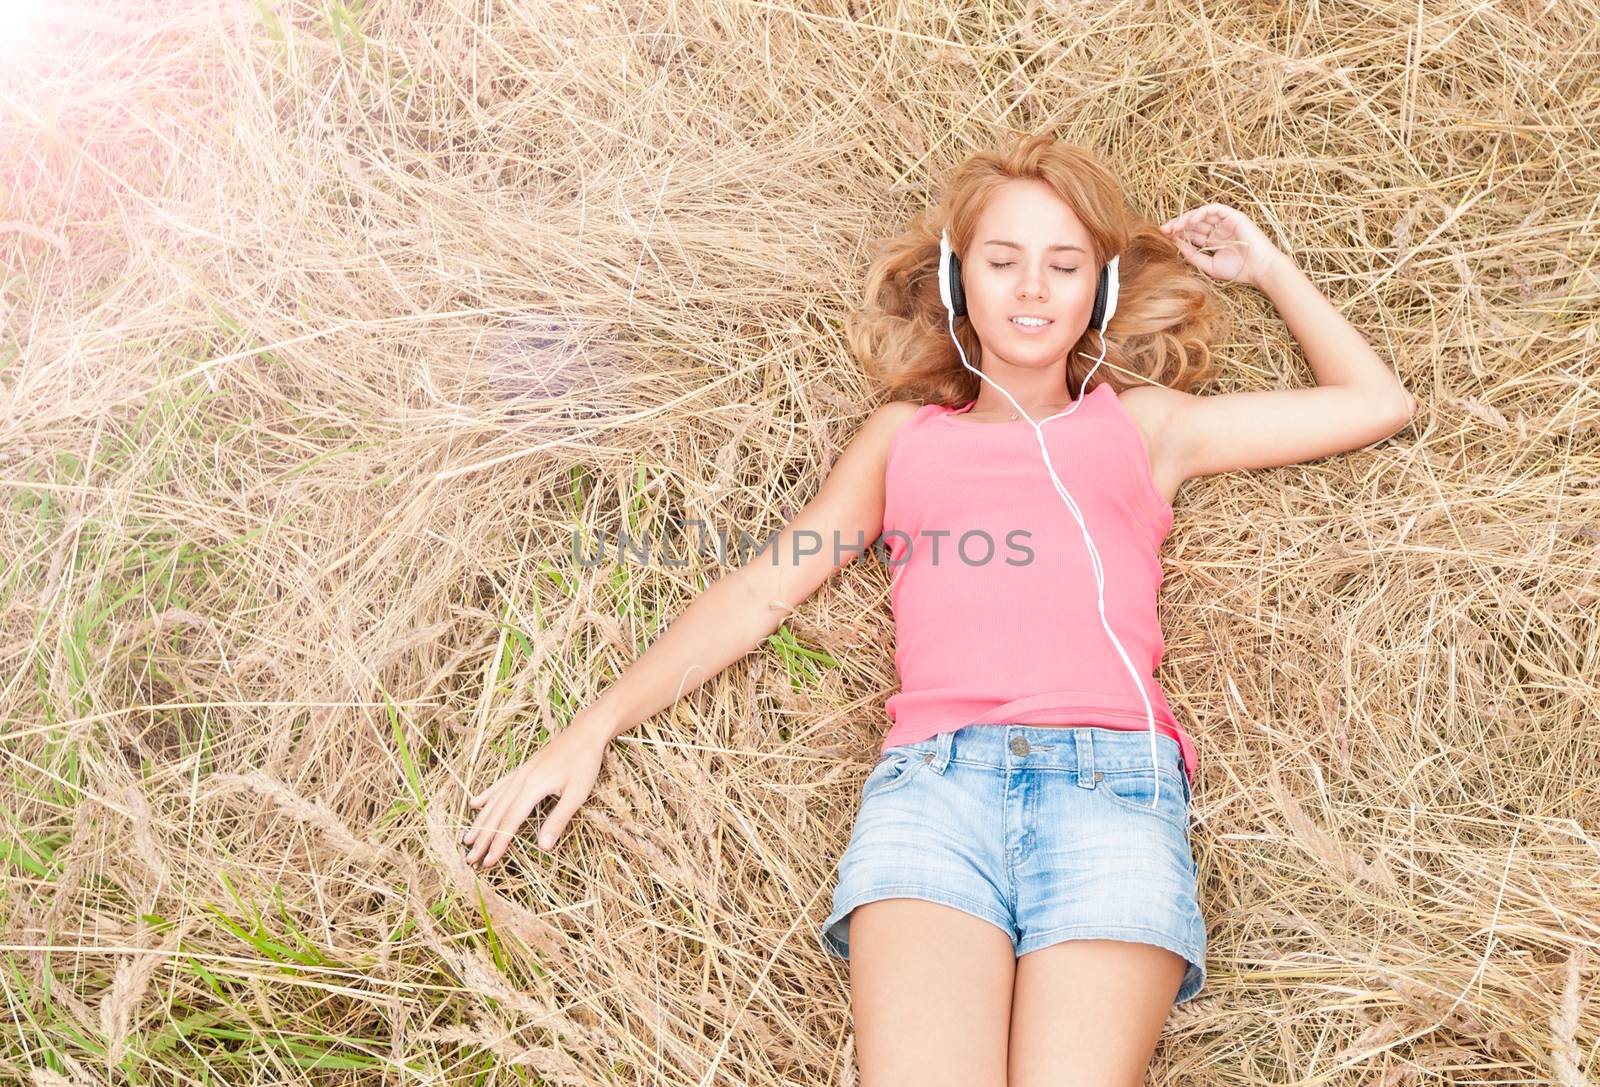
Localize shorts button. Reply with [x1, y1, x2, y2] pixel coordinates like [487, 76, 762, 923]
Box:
[923, 752, 933, 763]
[1009, 736, 1029, 757]
[1094, 771, 1103, 781]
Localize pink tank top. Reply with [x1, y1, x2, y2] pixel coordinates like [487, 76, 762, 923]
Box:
[879, 380, 1197, 781]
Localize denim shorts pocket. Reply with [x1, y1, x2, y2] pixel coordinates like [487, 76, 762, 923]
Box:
[1096, 763, 1189, 830]
[861, 741, 932, 802]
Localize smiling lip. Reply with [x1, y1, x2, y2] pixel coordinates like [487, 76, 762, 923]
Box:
[1010, 316, 1053, 334]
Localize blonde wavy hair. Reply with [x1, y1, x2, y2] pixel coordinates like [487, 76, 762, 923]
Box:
[848, 133, 1231, 405]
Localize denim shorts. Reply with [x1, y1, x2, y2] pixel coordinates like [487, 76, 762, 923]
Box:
[819, 723, 1206, 1005]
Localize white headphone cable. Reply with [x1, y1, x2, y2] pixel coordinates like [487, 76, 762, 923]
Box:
[941, 310, 1165, 809]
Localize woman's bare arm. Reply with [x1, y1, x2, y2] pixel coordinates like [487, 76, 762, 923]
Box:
[573, 400, 920, 745]
[462, 400, 919, 867]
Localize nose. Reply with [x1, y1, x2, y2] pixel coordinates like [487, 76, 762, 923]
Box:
[1016, 265, 1048, 300]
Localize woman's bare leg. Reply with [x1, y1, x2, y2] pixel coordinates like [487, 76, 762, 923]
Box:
[1008, 938, 1186, 1087]
[848, 897, 1015, 1085]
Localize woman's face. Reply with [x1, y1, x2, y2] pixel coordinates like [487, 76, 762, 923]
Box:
[963, 179, 1099, 372]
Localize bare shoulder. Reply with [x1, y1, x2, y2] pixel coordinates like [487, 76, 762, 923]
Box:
[852, 400, 924, 461]
[868, 399, 925, 431]
[1114, 384, 1189, 506]
[818, 399, 923, 499]
[730, 399, 927, 616]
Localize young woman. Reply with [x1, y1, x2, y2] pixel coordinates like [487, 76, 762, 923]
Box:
[462, 134, 1416, 1084]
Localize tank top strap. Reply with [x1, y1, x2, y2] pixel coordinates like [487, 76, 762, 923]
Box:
[1087, 379, 1126, 422]
[905, 401, 957, 434]
[886, 401, 948, 469]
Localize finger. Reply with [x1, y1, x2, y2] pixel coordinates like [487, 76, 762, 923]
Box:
[463, 802, 489, 845]
[479, 822, 514, 868]
[464, 813, 494, 865]
[468, 776, 504, 813]
[466, 791, 519, 866]
[486, 790, 552, 867]
[477, 787, 530, 865]
[463, 787, 502, 842]
[463, 812, 489, 846]
[535, 788, 585, 852]
[468, 819, 516, 868]
[1173, 234, 1211, 272]
[475, 782, 552, 868]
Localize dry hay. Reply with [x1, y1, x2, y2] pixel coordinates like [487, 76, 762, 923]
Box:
[0, 0, 1596, 1084]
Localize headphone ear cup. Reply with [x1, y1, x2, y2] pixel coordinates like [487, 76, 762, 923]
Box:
[1089, 255, 1121, 332]
[1089, 264, 1108, 330]
[949, 251, 967, 317]
[1100, 254, 1120, 328]
[937, 228, 966, 317]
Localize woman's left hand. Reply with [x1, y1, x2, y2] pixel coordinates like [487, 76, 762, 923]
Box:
[1159, 203, 1286, 289]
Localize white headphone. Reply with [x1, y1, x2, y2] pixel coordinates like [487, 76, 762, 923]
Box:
[937, 227, 1165, 808]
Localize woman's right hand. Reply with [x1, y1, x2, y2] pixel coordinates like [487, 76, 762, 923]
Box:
[1159, 202, 1285, 289]
[462, 717, 611, 869]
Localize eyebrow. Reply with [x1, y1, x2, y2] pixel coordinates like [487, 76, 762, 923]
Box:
[982, 239, 1086, 254]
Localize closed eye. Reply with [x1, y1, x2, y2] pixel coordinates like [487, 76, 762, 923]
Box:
[988, 261, 1076, 273]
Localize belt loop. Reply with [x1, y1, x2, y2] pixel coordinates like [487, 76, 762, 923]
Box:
[1073, 728, 1095, 789]
[927, 727, 954, 775]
